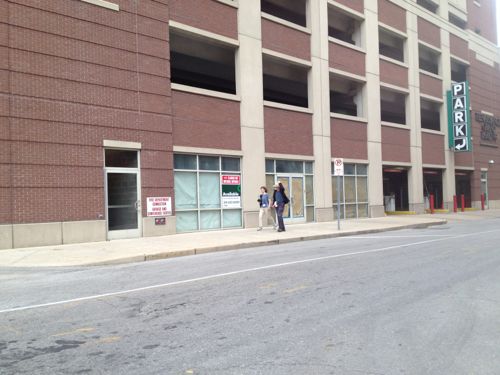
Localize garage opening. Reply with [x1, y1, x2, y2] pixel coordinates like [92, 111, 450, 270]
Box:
[383, 168, 409, 212]
[455, 171, 472, 208]
[423, 169, 443, 210]
[263, 55, 309, 108]
[170, 29, 236, 94]
[261, 0, 307, 27]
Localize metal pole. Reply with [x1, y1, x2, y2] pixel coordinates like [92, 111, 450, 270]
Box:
[337, 176, 341, 231]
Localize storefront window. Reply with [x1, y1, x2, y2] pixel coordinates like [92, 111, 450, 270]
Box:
[332, 163, 369, 219]
[174, 154, 242, 233]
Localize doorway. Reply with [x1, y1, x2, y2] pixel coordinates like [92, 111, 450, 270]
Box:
[423, 169, 443, 209]
[383, 168, 409, 211]
[277, 175, 305, 223]
[105, 149, 142, 240]
[455, 171, 472, 208]
[481, 170, 488, 207]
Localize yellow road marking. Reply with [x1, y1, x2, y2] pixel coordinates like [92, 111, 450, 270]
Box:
[95, 336, 121, 344]
[284, 285, 307, 294]
[52, 327, 95, 337]
[259, 283, 278, 289]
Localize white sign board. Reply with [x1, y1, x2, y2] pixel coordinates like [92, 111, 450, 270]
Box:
[221, 175, 241, 208]
[147, 197, 172, 217]
[333, 158, 344, 176]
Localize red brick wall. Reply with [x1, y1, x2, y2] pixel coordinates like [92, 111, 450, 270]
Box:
[264, 107, 313, 156]
[417, 17, 440, 48]
[449, 34, 469, 61]
[170, 0, 237, 39]
[419, 73, 442, 99]
[378, 0, 406, 33]
[381, 126, 411, 163]
[331, 118, 367, 160]
[1, 0, 173, 224]
[172, 90, 241, 150]
[262, 18, 310, 61]
[469, 53, 500, 201]
[421, 133, 445, 165]
[329, 42, 365, 77]
[380, 59, 408, 88]
[467, 0, 497, 45]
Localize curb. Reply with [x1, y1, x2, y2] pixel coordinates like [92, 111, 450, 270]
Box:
[86, 219, 447, 267]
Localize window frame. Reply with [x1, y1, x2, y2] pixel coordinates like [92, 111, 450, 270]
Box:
[174, 154, 242, 232]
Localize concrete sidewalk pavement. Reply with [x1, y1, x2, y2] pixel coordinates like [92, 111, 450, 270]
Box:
[0, 210, 497, 268]
[0, 216, 437, 267]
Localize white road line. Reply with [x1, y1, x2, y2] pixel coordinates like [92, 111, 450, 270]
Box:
[339, 235, 453, 238]
[1, 228, 499, 315]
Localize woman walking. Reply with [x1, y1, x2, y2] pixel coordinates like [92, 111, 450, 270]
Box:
[273, 182, 288, 232]
[257, 186, 276, 230]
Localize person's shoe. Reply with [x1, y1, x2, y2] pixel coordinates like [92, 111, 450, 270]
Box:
[257, 227, 262, 231]
[277, 229, 284, 232]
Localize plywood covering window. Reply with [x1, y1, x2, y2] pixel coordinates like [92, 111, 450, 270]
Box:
[263, 55, 309, 108]
[170, 30, 236, 94]
[332, 163, 368, 219]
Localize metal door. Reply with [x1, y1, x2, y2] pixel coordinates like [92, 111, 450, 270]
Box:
[277, 175, 305, 223]
[105, 170, 142, 240]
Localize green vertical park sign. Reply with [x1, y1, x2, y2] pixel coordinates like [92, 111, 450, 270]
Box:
[447, 81, 472, 152]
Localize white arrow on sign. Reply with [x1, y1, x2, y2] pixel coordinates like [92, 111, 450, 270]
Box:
[455, 138, 468, 150]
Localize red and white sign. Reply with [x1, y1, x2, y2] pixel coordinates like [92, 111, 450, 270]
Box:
[221, 175, 240, 185]
[147, 197, 172, 217]
[333, 158, 344, 176]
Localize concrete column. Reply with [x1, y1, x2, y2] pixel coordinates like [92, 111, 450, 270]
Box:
[238, 1, 265, 227]
[365, 1, 385, 217]
[407, 11, 424, 213]
[441, 28, 456, 209]
[310, 0, 333, 221]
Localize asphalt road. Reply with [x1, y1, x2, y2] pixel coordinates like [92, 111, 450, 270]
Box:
[1, 218, 500, 375]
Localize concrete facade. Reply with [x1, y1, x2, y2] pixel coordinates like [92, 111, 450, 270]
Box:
[1, 0, 500, 249]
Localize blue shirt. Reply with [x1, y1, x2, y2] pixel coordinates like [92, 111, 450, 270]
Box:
[260, 193, 270, 207]
[275, 190, 284, 204]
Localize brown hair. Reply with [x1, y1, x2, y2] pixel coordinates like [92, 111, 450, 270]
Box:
[260, 186, 267, 193]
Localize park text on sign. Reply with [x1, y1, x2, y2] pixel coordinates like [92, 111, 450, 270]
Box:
[221, 175, 241, 208]
[333, 158, 344, 176]
[447, 81, 471, 152]
[146, 197, 172, 217]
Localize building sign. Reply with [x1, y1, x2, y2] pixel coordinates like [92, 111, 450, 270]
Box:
[147, 197, 172, 217]
[333, 158, 344, 176]
[221, 175, 241, 208]
[476, 112, 500, 145]
[447, 81, 471, 152]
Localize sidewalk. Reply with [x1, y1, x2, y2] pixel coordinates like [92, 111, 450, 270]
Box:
[0, 210, 498, 268]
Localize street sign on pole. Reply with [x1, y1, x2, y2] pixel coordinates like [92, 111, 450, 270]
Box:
[333, 158, 343, 231]
[333, 158, 344, 177]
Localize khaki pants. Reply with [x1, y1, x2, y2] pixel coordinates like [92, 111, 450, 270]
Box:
[259, 207, 276, 228]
